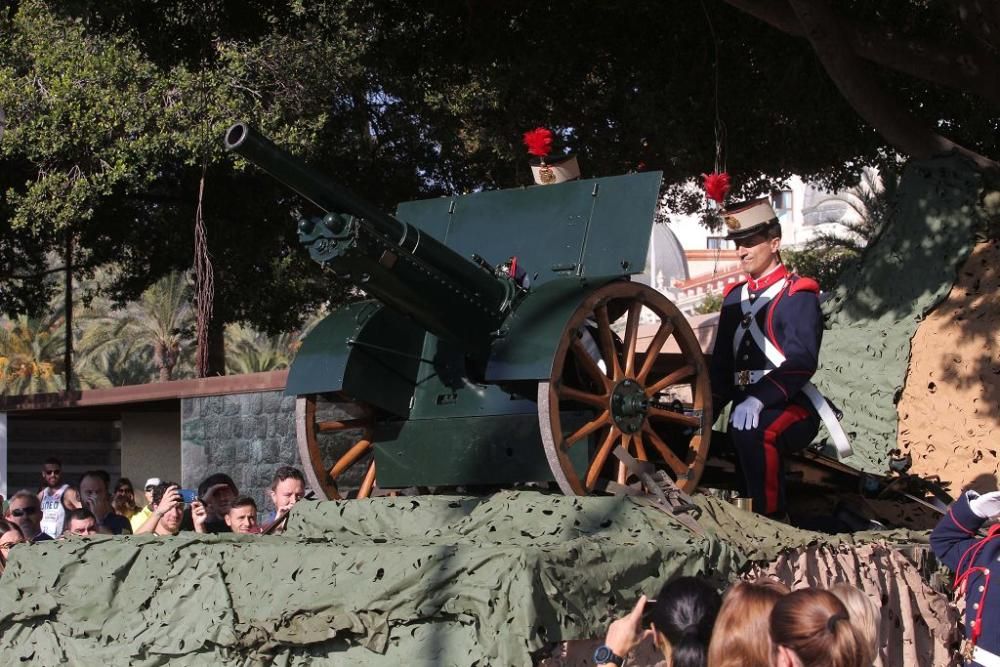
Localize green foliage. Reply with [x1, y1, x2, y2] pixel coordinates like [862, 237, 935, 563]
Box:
[0, 0, 992, 348]
[224, 323, 294, 375]
[0, 312, 65, 395]
[785, 169, 897, 291]
[694, 292, 723, 314]
[76, 271, 195, 383]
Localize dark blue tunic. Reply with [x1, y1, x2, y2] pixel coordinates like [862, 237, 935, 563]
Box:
[931, 493, 1000, 666]
[708, 265, 823, 515]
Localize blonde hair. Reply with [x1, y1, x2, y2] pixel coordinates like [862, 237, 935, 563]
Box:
[830, 584, 879, 666]
[770, 588, 868, 667]
[707, 578, 790, 667]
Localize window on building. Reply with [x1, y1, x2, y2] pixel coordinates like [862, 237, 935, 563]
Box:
[773, 189, 793, 212]
[706, 236, 733, 250]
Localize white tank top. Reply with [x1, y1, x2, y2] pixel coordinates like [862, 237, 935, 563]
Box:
[40, 484, 69, 538]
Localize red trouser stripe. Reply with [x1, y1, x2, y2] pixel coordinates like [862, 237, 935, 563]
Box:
[762, 404, 811, 514]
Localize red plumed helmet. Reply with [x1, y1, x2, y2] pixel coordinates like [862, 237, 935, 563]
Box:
[701, 171, 731, 204]
[523, 127, 553, 159]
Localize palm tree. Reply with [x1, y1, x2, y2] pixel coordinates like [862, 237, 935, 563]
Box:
[77, 271, 195, 383]
[224, 323, 294, 374]
[785, 168, 899, 290]
[0, 313, 66, 395]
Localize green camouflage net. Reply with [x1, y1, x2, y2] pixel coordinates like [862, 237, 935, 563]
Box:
[812, 155, 983, 472]
[0, 492, 936, 666]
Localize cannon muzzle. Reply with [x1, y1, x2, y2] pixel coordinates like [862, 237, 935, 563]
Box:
[225, 122, 517, 352]
[225, 122, 406, 243]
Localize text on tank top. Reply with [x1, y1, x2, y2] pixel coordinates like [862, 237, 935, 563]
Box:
[40, 484, 69, 538]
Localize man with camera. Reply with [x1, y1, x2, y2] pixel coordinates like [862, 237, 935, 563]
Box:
[134, 482, 187, 536]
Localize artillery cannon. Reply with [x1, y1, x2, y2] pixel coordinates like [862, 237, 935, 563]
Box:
[225, 122, 711, 500]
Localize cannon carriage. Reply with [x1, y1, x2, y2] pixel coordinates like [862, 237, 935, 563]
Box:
[225, 123, 712, 500]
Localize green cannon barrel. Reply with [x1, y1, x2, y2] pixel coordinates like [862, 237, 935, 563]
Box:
[225, 122, 516, 350]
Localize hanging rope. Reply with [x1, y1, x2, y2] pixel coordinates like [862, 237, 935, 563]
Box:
[699, 0, 726, 175]
[194, 159, 215, 377]
[697, 0, 730, 273]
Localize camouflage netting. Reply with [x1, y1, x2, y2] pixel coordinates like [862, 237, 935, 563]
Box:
[813, 154, 984, 473]
[0, 492, 956, 666]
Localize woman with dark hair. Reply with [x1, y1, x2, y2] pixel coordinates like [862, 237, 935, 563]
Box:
[596, 577, 721, 667]
[112, 478, 140, 521]
[0, 519, 25, 576]
[770, 588, 868, 667]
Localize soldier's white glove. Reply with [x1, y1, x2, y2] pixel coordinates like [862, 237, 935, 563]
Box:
[968, 490, 1000, 519]
[731, 396, 764, 431]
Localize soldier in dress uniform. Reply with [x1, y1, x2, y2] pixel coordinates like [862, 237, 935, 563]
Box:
[931, 488, 1000, 667]
[709, 197, 836, 518]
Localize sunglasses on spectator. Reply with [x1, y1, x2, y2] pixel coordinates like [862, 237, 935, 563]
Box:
[42, 469, 60, 476]
[10, 507, 38, 517]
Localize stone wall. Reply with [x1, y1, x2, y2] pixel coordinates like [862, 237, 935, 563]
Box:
[180, 391, 300, 517]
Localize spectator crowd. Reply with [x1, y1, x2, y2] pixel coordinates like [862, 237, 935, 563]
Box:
[0, 457, 308, 576]
[1, 457, 997, 667]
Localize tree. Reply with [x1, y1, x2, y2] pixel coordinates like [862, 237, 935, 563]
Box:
[694, 292, 724, 315]
[224, 323, 293, 375]
[2, 0, 994, 386]
[77, 272, 195, 383]
[784, 168, 897, 291]
[721, 0, 1000, 171]
[0, 313, 65, 394]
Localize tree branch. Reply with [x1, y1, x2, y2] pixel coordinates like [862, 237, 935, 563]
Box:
[1, 260, 101, 281]
[724, 0, 1000, 107]
[785, 0, 998, 171]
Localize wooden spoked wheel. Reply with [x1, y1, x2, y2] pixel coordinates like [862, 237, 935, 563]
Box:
[296, 393, 378, 500]
[539, 281, 712, 495]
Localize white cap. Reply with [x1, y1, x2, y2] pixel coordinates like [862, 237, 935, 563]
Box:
[723, 198, 780, 240]
[530, 155, 581, 185]
[144, 477, 162, 489]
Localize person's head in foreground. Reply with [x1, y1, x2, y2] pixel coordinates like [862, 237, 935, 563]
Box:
[269, 466, 306, 516]
[225, 496, 258, 534]
[64, 508, 99, 537]
[829, 584, 879, 666]
[198, 473, 238, 522]
[770, 588, 868, 667]
[151, 482, 184, 536]
[707, 577, 789, 667]
[5, 491, 42, 541]
[598, 576, 721, 667]
[0, 519, 24, 574]
[112, 478, 139, 518]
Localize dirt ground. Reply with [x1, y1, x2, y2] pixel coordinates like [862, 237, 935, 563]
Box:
[897, 240, 1000, 496]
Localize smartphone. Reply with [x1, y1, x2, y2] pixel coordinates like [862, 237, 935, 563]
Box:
[179, 489, 198, 504]
[641, 598, 657, 626]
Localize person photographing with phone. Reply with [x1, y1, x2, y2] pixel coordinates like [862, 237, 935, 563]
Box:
[134, 482, 187, 536]
[595, 577, 720, 667]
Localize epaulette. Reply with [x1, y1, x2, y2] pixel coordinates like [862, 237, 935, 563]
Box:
[788, 275, 819, 295]
[722, 280, 746, 299]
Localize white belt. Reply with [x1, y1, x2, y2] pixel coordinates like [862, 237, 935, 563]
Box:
[974, 646, 1000, 667]
[732, 369, 853, 459]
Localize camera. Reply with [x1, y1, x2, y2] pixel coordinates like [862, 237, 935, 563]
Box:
[178, 489, 198, 504]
